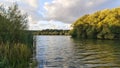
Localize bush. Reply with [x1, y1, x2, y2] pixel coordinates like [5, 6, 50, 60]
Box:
[71, 8, 120, 40]
[0, 3, 34, 68]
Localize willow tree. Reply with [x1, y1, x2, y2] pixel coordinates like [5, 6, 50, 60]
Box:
[0, 4, 32, 44]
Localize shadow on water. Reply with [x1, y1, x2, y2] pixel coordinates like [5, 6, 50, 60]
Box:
[36, 36, 120, 68]
[72, 38, 120, 68]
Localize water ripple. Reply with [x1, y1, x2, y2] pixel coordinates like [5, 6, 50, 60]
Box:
[36, 36, 120, 68]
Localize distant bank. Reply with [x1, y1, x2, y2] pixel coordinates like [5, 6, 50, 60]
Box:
[30, 29, 70, 35]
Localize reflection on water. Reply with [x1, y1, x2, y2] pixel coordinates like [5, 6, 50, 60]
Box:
[36, 36, 120, 68]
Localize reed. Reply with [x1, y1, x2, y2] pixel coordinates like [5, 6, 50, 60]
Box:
[0, 43, 33, 68]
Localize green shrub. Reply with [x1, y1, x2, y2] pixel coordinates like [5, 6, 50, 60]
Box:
[71, 8, 120, 40]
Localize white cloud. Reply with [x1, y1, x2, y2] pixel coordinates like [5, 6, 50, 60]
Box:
[1, 0, 120, 30]
[29, 20, 71, 30]
[43, 0, 113, 23]
[0, 0, 39, 8]
[0, 0, 39, 19]
[0, 0, 41, 30]
[22, 0, 38, 8]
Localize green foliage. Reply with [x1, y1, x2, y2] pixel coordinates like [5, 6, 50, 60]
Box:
[0, 4, 33, 67]
[0, 4, 32, 44]
[71, 8, 120, 40]
[32, 29, 70, 35]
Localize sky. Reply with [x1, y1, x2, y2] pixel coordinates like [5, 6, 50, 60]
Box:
[0, 0, 120, 30]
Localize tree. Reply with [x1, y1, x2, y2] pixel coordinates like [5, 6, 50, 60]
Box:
[71, 7, 120, 40]
[0, 3, 32, 43]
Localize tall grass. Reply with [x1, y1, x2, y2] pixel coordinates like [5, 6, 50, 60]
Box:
[0, 43, 33, 68]
[0, 31, 34, 68]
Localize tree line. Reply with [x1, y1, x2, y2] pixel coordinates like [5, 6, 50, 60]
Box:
[70, 8, 120, 40]
[32, 29, 70, 35]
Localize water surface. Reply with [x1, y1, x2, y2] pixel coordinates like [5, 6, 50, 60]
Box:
[36, 36, 120, 68]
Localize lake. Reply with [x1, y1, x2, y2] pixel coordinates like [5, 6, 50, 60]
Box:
[36, 36, 120, 68]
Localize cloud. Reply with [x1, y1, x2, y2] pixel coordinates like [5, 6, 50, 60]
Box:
[43, 0, 116, 23]
[22, 0, 38, 8]
[1, 0, 120, 30]
[0, 0, 41, 30]
[18, 0, 40, 23]
[0, 0, 38, 8]
[29, 20, 71, 30]
[0, 0, 39, 14]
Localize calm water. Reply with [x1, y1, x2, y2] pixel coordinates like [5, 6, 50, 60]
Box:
[36, 36, 120, 68]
